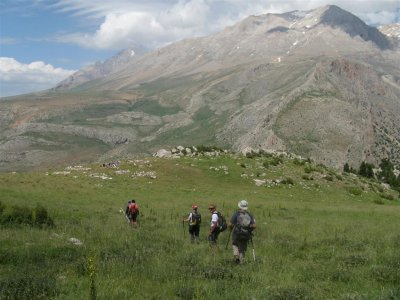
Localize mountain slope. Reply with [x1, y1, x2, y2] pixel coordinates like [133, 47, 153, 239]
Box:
[54, 46, 147, 90]
[0, 5, 399, 172]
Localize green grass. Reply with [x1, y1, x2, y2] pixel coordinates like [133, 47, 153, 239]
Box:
[129, 99, 181, 116]
[0, 154, 399, 299]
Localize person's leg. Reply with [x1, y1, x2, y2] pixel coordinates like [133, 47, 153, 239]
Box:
[194, 226, 200, 243]
[208, 231, 217, 246]
[189, 226, 195, 243]
[238, 240, 249, 263]
[131, 213, 138, 227]
[232, 245, 240, 263]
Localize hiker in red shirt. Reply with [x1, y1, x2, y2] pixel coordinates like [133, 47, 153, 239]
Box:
[128, 199, 140, 227]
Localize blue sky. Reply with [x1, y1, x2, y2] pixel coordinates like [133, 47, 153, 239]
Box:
[1, 0, 399, 97]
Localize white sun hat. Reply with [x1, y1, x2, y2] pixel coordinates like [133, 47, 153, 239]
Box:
[238, 200, 248, 210]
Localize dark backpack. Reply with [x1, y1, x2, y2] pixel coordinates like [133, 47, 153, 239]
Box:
[190, 212, 201, 226]
[214, 212, 227, 232]
[234, 211, 252, 240]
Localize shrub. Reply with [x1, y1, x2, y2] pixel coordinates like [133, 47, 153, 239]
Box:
[246, 151, 258, 159]
[282, 178, 295, 185]
[0, 203, 54, 227]
[269, 286, 311, 300]
[0, 201, 4, 214]
[304, 164, 317, 174]
[302, 175, 313, 181]
[0, 205, 33, 226]
[380, 193, 394, 201]
[271, 157, 283, 166]
[347, 186, 363, 196]
[0, 274, 58, 300]
[195, 145, 223, 153]
[293, 158, 305, 166]
[33, 205, 54, 227]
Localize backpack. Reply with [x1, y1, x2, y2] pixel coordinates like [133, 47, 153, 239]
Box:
[214, 212, 227, 232]
[234, 211, 252, 240]
[190, 212, 201, 226]
[129, 203, 138, 215]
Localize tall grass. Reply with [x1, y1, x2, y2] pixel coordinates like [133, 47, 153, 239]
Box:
[0, 154, 399, 299]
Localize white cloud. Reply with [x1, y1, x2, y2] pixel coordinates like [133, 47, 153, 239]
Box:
[359, 11, 399, 26]
[0, 57, 75, 97]
[57, 0, 214, 49]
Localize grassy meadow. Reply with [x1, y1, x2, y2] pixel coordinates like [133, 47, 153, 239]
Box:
[0, 152, 400, 299]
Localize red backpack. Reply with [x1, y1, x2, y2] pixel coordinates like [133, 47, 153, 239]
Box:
[129, 203, 139, 214]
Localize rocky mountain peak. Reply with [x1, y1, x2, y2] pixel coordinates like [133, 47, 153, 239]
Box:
[317, 5, 391, 49]
[54, 45, 148, 90]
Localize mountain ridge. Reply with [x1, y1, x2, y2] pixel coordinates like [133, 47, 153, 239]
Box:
[0, 5, 399, 172]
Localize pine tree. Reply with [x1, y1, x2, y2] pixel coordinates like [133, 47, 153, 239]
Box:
[378, 158, 394, 183]
[359, 161, 375, 179]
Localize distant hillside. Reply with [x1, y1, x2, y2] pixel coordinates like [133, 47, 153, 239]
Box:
[0, 5, 399, 172]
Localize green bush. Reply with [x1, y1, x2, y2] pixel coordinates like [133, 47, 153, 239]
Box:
[269, 285, 311, 300]
[282, 178, 295, 185]
[271, 157, 283, 166]
[0, 205, 33, 226]
[347, 186, 363, 196]
[302, 175, 313, 181]
[195, 145, 223, 153]
[0, 203, 54, 227]
[293, 158, 305, 166]
[380, 193, 395, 201]
[0, 274, 58, 300]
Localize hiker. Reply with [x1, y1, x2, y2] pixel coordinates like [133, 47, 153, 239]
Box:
[183, 204, 201, 243]
[208, 204, 221, 246]
[128, 199, 140, 227]
[228, 200, 256, 264]
[125, 200, 131, 217]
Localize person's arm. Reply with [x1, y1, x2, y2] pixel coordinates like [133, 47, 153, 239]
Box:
[209, 213, 218, 234]
[228, 213, 236, 230]
[183, 212, 191, 222]
[250, 215, 256, 230]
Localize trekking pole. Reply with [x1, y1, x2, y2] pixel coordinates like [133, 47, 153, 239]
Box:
[120, 208, 129, 223]
[225, 228, 232, 250]
[250, 237, 256, 262]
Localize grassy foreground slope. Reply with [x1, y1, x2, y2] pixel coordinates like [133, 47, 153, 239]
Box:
[0, 152, 400, 299]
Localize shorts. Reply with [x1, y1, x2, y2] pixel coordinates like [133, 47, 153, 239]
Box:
[189, 225, 200, 237]
[130, 212, 138, 221]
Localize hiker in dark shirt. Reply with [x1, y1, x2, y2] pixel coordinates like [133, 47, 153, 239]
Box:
[228, 200, 256, 264]
[183, 205, 201, 243]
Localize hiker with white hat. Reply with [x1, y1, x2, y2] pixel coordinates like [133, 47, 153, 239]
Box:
[228, 200, 256, 264]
